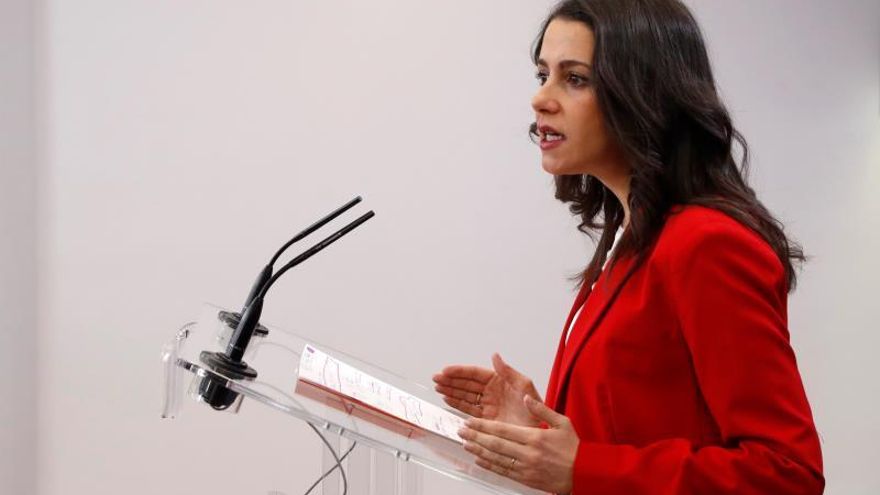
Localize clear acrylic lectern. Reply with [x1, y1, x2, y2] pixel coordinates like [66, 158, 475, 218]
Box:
[162, 303, 543, 495]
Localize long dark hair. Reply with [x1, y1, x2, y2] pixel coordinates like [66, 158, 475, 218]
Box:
[531, 0, 804, 291]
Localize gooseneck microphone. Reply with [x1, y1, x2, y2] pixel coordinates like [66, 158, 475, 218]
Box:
[217, 196, 365, 338]
[225, 209, 375, 362]
[242, 196, 365, 314]
[198, 197, 375, 410]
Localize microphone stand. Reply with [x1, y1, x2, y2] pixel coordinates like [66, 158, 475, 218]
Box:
[197, 198, 375, 410]
[218, 196, 365, 338]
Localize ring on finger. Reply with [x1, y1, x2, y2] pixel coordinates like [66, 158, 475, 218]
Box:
[501, 457, 517, 477]
[475, 393, 482, 407]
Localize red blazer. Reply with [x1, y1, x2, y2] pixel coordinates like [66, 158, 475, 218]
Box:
[544, 205, 823, 494]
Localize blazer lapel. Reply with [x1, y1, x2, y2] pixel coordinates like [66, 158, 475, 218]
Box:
[552, 256, 638, 411]
[545, 282, 594, 409]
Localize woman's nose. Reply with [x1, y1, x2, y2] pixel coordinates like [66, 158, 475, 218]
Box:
[531, 85, 560, 114]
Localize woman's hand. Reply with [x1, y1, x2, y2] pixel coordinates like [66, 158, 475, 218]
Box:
[458, 395, 579, 494]
[433, 353, 542, 426]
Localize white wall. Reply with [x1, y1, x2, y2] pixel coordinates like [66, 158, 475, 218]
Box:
[0, 0, 37, 493]
[29, 0, 880, 494]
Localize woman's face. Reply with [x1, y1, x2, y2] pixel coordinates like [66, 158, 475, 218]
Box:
[532, 19, 623, 177]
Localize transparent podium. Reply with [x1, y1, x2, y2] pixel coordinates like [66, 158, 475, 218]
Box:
[162, 303, 543, 495]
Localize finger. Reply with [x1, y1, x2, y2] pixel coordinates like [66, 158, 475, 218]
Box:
[436, 365, 494, 384]
[475, 458, 522, 482]
[491, 353, 516, 378]
[491, 354, 529, 388]
[464, 440, 521, 473]
[434, 384, 481, 404]
[442, 396, 483, 418]
[523, 395, 567, 428]
[458, 427, 524, 459]
[466, 418, 532, 444]
[432, 376, 486, 394]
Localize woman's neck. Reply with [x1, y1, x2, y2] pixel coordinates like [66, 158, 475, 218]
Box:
[596, 170, 631, 230]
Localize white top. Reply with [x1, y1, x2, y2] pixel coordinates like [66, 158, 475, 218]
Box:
[564, 228, 625, 345]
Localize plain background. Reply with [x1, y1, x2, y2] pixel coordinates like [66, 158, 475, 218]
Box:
[2, 0, 878, 493]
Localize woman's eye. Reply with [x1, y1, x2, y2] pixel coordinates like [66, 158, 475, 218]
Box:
[567, 73, 590, 87]
[535, 72, 548, 85]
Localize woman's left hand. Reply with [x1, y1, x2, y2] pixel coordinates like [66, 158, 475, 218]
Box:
[458, 395, 579, 494]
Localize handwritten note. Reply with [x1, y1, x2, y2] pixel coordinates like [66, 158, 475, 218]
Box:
[298, 344, 466, 443]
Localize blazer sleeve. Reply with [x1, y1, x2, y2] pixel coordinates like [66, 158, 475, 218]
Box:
[570, 219, 824, 495]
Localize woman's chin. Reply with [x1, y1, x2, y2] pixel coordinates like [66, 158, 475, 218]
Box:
[541, 158, 574, 176]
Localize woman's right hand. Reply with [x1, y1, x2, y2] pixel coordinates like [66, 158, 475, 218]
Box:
[433, 353, 543, 427]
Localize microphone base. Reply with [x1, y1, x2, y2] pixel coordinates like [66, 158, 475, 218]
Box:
[197, 351, 258, 411]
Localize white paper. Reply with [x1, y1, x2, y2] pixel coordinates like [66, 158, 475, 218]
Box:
[298, 344, 466, 443]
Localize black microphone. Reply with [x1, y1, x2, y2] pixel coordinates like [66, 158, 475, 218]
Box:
[217, 196, 364, 338]
[197, 198, 375, 410]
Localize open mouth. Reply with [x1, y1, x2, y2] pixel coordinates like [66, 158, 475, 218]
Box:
[539, 125, 566, 146]
[543, 131, 565, 142]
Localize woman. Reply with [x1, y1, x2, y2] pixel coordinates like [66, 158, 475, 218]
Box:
[432, 1, 824, 493]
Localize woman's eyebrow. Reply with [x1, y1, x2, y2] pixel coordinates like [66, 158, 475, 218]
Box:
[536, 58, 592, 70]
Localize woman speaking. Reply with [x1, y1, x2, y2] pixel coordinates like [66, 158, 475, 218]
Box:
[433, 1, 824, 493]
